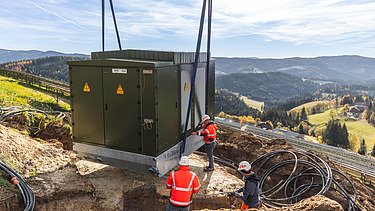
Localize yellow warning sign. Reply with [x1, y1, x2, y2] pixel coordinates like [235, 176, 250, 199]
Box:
[184, 83, 189, 91]
[83, 82, 90, 92]
[117, 84, 124, 95]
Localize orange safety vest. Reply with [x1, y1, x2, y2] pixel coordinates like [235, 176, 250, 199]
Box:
[165, 166, 201, 207]
[198, 122, 218, 144]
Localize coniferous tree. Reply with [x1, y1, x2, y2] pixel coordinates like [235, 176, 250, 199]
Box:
[323, 120, 334, 146]
[341, 124, 349, 149]
[358, 139, 367, 155]
[332, 121, 340, 147]
[300, 107, 308, 121]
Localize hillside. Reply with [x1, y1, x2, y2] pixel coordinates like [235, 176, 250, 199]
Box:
[215, 89, 260, 116]
[0, 49, 88, 63]
[216, 72, 319, 106]
[308, 108, 375, 150]
[215, 55, 375, 81]
[0, 75, 69, 111]
[0, 56, 87, 82]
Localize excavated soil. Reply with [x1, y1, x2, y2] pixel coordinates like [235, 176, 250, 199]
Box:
[36, 122, 73, 150]
[1, 124, 375, 211]
[2, 113, 73, 150]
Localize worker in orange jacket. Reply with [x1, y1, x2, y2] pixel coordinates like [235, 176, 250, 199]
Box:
[165, 156, 201, 210]
[192, 115, 218, 172]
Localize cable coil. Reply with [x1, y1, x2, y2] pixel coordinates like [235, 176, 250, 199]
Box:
[0, 160, 35, 211]
[196, 149, 362, 211]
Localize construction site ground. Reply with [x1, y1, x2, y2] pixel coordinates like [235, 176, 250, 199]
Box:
[1, 123, 375, 211]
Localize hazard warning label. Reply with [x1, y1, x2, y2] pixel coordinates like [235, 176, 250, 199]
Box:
[116, 84, 124, 95]
[184, 83, 189, 91]
[83, 82, 90, 92]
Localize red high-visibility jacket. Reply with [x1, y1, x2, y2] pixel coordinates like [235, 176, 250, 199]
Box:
[198, 122, 218, 144]
[165, 166, 201, 207]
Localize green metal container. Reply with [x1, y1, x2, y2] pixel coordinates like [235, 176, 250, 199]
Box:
[68, 50, 215, 175]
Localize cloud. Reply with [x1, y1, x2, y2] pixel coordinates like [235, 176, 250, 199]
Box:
[211, 0, 375, 44]
[27, 0, 87, 30]
[1, 0, 375, 56]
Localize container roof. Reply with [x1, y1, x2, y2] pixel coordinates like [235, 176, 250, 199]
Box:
[67, 58, 174, 68]
[91, 49, 207, 65]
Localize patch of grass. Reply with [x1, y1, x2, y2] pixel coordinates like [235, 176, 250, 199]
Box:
[344, 120, 375, 149]
[0, 75, 70, 111]
[291, 100, 332, 113]
[308, 108, 375, 149]
[308, 109, 340, 125]
[239, 95, 264, 111]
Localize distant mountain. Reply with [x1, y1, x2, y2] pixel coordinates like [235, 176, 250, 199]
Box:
[0, 49, 88, 63]
[216, 72, 320, 106]
[214, 55, 375, 81]
[0, 56, 87, 82]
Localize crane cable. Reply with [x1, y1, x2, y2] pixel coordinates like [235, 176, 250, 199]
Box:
[181, 0, 212, 156]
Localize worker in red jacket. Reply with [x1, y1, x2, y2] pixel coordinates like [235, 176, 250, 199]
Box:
[165, 156, 201, 210]
[192, 115, 218, 172]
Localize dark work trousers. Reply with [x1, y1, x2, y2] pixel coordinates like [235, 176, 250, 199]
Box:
[205, 141, 217, 168]
[165, 201, 190, 211]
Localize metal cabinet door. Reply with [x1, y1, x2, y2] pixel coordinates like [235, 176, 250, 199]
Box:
[70, 66, 104, 145]
[103, 67, 141, 153]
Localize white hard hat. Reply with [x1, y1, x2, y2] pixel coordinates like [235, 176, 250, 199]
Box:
[201, 115, 211, 123]
[179, 156, 190, 166]
[238, 161, 251, 172]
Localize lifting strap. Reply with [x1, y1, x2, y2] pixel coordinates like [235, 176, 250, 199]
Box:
[180, 0, 212, 156]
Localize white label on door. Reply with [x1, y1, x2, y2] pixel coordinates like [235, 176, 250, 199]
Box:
[112, 68, 128, 74]
[143, 69, 153, 74]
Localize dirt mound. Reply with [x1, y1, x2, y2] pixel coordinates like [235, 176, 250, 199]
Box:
[216, 130, 294, 163]
[277, 195, 344, 211]
[1, 114, 29, 132]
[2, 113, 73, 150]
[0, 124, 76, 176]
[36, 121, 73, 150]
[0, 123, 76, 210]
[28, 165, 98, 210]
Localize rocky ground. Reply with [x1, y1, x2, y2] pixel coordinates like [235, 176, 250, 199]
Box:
[0, 124, 374, 211]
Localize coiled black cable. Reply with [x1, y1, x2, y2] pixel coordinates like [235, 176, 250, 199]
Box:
[197, 149, 363, 211]
[0, 160, 35, 211]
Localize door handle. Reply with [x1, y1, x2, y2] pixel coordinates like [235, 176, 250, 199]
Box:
[105, 104, 108, 111]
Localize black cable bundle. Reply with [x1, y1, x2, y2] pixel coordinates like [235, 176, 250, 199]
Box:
[0, 160, 35, 211]
[251, 150, 361, 211]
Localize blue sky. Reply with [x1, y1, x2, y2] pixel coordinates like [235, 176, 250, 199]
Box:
[1, 0, 375, 58]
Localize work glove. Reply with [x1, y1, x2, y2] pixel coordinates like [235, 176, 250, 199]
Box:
[227, 192, 236, 197]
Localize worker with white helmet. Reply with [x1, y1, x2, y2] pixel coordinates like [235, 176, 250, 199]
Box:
[165, 156, 201, 210]
[191, 114, 218, 172]
[228, 161, 261, 210]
